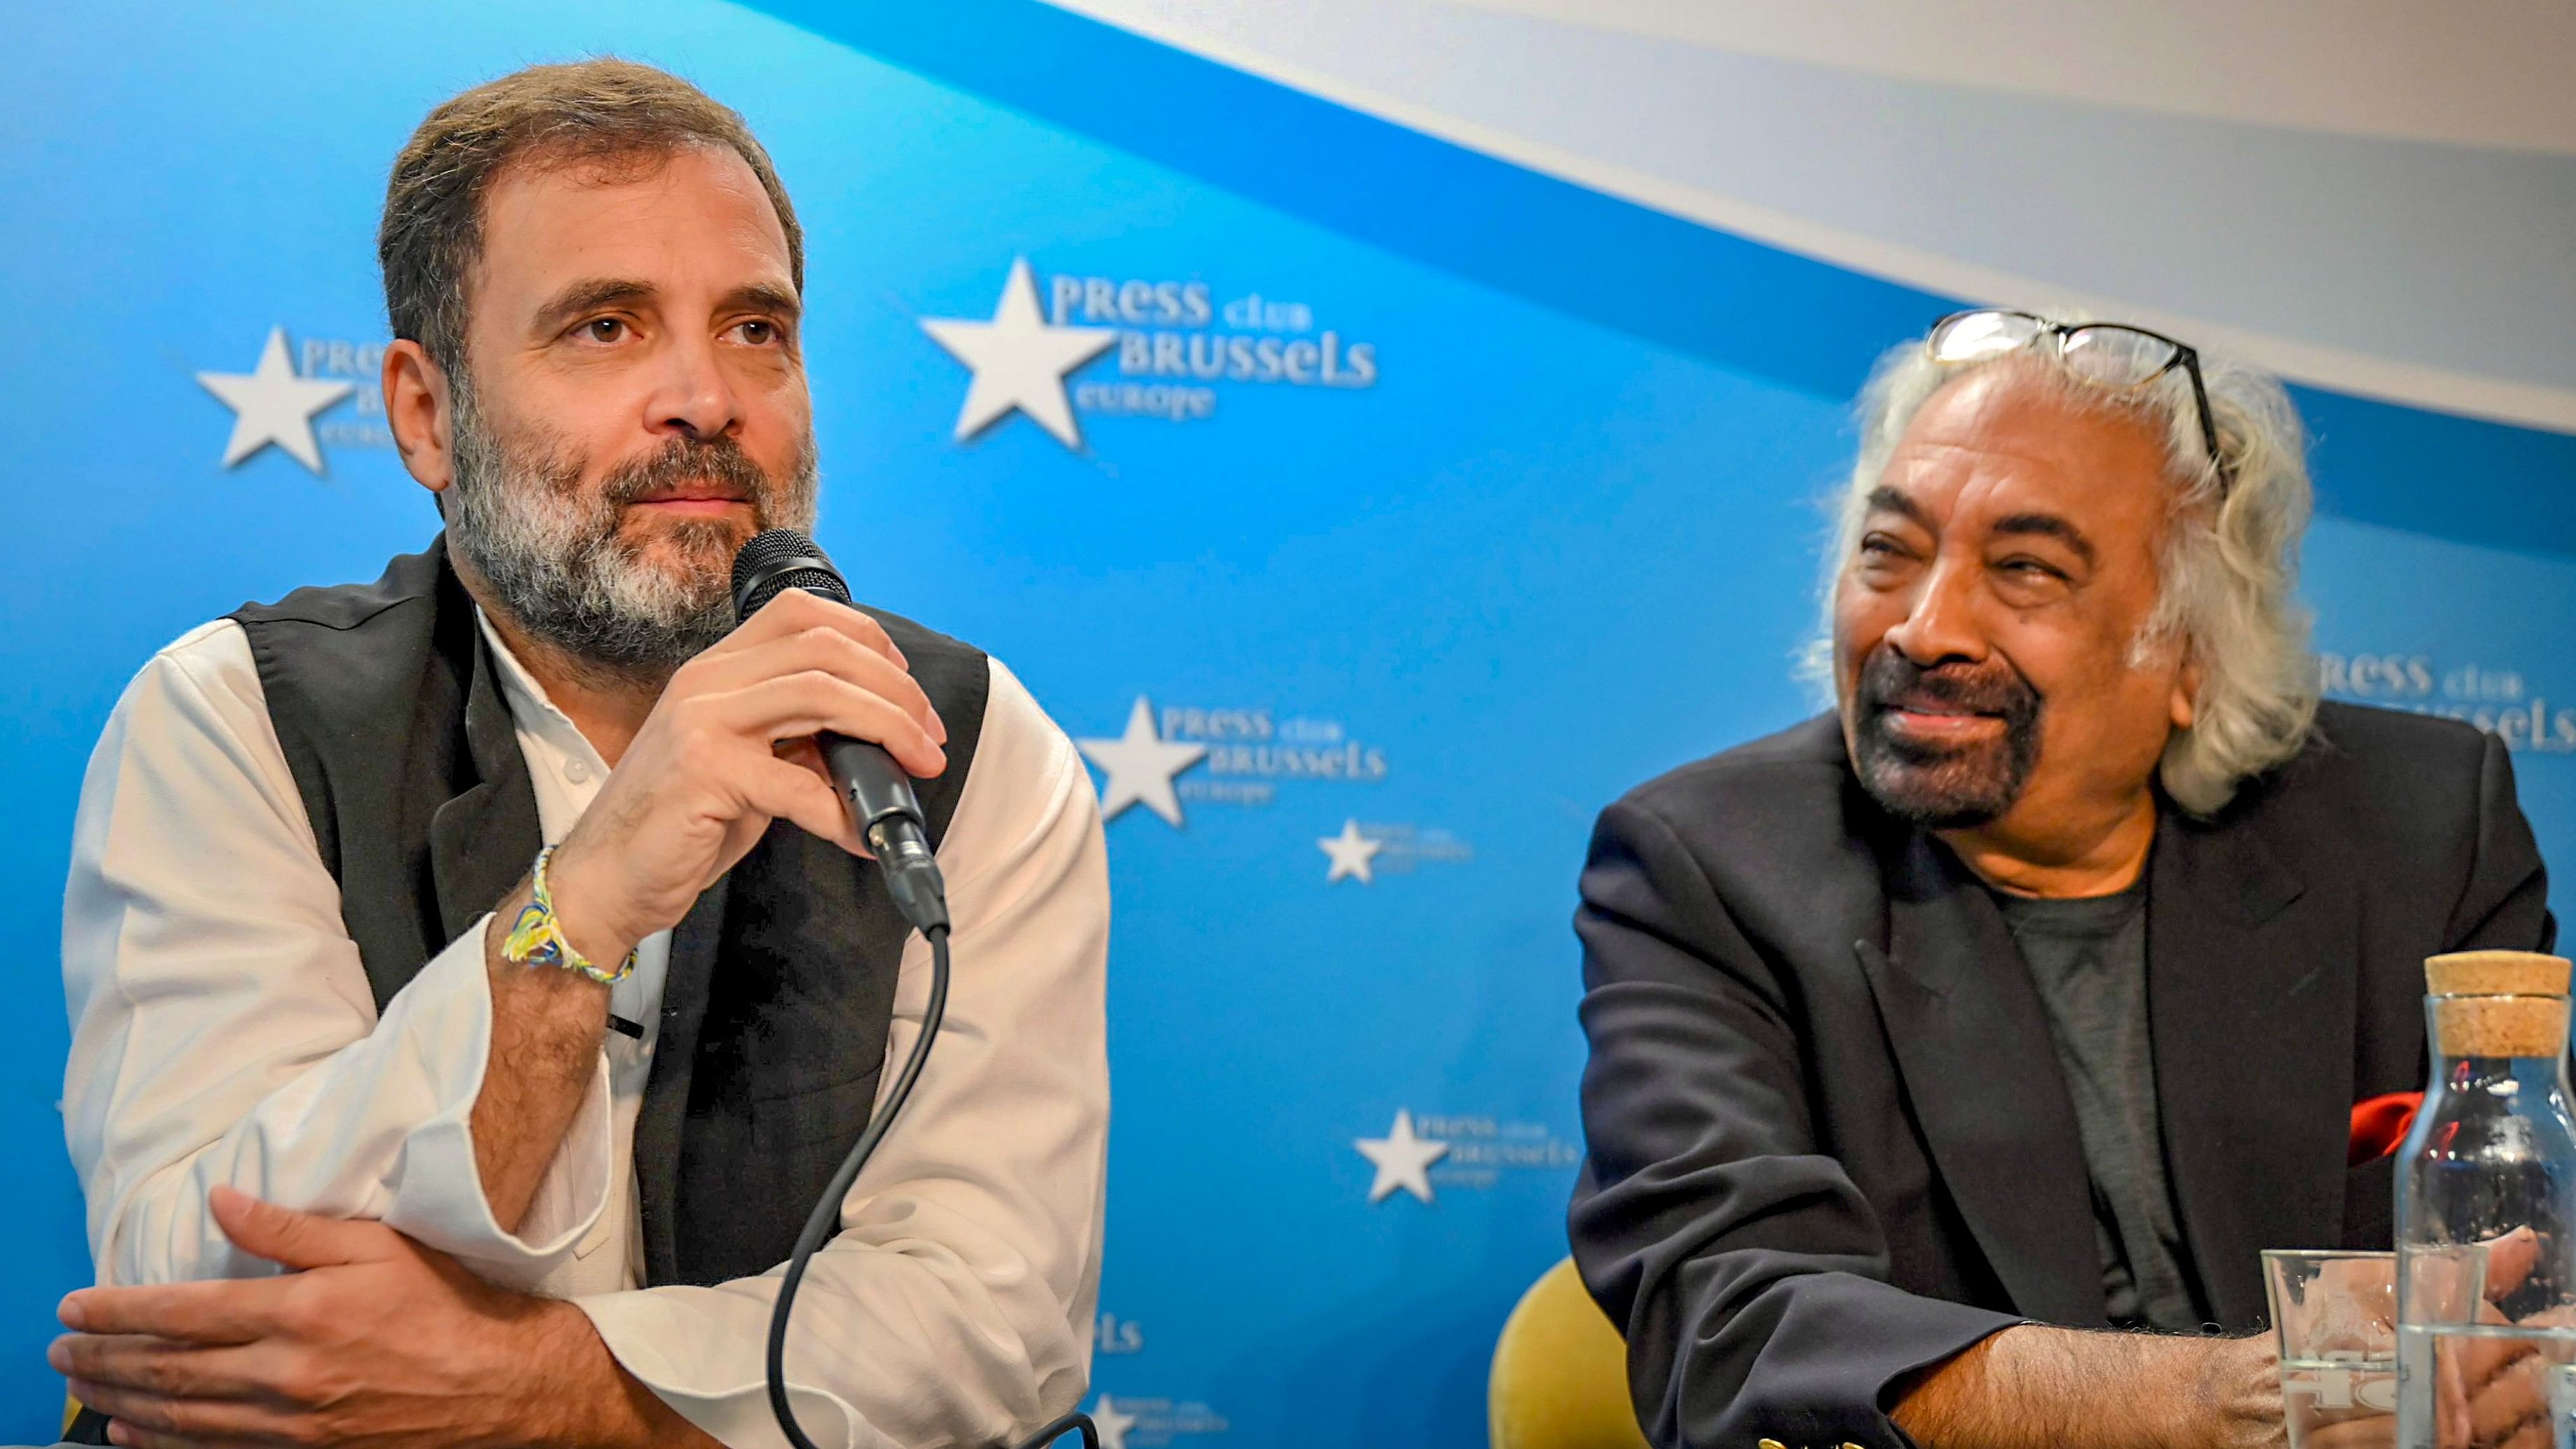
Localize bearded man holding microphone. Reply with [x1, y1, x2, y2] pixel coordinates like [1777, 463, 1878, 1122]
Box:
[55, 59, 1108, 1449]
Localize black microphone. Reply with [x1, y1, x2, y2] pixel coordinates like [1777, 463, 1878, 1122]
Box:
[734, 532, 1090, 1449]
[730, 529, 949, 934]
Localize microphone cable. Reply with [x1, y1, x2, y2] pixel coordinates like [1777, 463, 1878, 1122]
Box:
[763, 923, 1100, 1449]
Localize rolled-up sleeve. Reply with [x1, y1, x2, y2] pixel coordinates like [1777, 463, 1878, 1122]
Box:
[1568, 797, 2016, 1449]
[575, 657, 1110, 1449]
[61, 620, 609, 1290]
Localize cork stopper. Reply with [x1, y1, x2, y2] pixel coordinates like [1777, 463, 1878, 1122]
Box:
[2433, 996, 2570, 1058]
[2426, 950, 2573, 997]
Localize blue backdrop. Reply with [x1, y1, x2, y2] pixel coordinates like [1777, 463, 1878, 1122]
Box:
[7, 5, 2574, 1446]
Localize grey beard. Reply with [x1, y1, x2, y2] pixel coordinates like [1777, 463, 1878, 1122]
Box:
[1844, 645, 2045, 830]
[441, 380, 817, 683]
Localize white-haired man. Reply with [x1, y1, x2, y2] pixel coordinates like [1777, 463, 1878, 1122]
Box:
[1570, 312, 2555, 1449]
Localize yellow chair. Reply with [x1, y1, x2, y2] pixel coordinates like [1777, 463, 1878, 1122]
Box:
[1489, 1257, 1652, 1449]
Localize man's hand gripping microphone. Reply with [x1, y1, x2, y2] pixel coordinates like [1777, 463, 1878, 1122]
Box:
[729, 528, 949, 933]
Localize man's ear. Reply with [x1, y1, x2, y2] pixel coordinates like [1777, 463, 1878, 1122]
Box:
[2169, 652, 2203, 731]
[382, 340, 455, 497]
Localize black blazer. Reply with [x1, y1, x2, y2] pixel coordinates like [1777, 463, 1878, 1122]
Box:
[1568, 703, 2555, 1449]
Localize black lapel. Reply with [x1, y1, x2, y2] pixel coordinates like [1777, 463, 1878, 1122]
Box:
[635, 874, 728, 1287]
[426, 615, 542, 945]
[2148, 801, 2349, 1330]
[1854, 832, 2105, 1327]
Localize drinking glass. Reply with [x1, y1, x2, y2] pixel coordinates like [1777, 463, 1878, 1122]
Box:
[2271, 1248, 2488, 1449]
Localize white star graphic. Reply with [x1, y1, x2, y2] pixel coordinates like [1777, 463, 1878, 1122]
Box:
[1089, 1395, 1137, 1449]
[1355, 1108, 1450, 1205]
[920, 258, 1118, 449]
[1318, 818, 1384, 885]
[196, 327, 354, 473]
[1077, 697, 1208, 827]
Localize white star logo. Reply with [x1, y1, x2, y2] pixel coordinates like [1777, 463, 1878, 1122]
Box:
[1355, 1108, 1450, 1205]
[195, 327, 355, 473]
[1089, 1395, 1137, 1449]
[921, 258, 1118, 449]
[1319, 818, 1384, 885]
[1077, 697, 1208, 827]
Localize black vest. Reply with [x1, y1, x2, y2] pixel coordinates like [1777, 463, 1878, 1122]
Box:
[227, 537, 990, 1285]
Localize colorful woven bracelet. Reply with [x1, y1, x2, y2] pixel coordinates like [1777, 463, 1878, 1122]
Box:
[499, 844, 636, 985]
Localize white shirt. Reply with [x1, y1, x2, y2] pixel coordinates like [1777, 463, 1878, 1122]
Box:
[59, 614, 1111, 1449]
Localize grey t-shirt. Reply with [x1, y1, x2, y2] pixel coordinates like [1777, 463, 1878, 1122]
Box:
[1989, 879, 2204, 1332]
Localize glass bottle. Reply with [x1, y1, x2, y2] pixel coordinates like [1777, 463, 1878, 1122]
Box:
[2396, 950, 2576, 1449]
